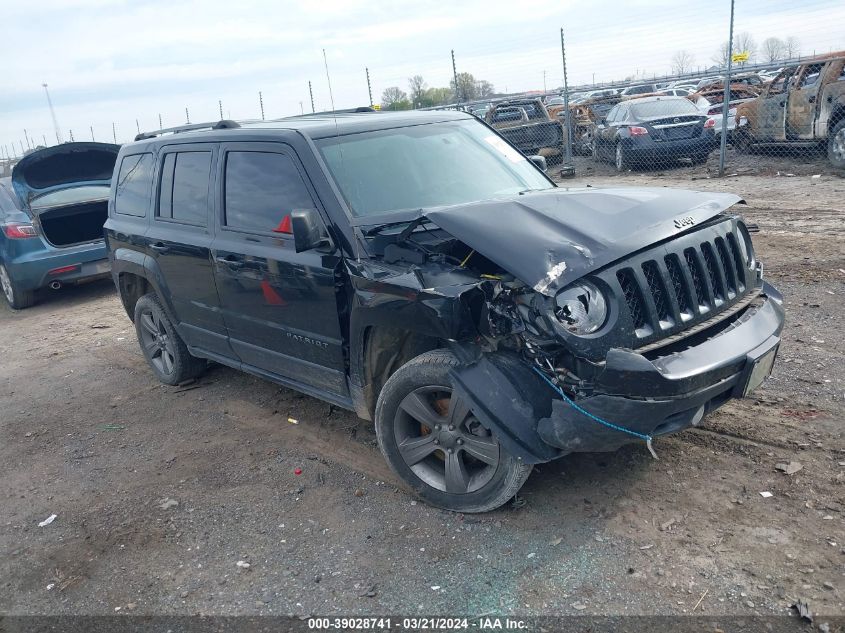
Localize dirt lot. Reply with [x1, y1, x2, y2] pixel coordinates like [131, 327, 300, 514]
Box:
[0, 164, 843, 622]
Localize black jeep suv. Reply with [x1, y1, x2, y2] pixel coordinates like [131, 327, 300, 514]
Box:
[105, 111, 784, 512]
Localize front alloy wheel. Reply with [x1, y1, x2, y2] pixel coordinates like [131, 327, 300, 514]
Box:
[375, 350, 532, 512]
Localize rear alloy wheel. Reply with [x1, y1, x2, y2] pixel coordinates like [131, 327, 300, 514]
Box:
[375, 350, 532, 513]
[615, 143, 629, 172]
[0, 264, 35, 310]
[827, 119, 845, 169]
[134, 293, 206, 385]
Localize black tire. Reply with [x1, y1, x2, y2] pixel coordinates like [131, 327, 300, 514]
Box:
[0, 263, 36, 310]
[591, 139, 601, 163]
[733, 129, 754, 154]
[615, 142, 629, 172]
[691, 151, 710, 165]
[374, 349, 533, 513]
[827, 119, 845, 170]
[134, 293, 206, 386]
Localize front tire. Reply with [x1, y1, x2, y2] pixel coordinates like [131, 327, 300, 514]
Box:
[0, 264, 35, 310]
[827, 119, 845, 170]
[134, 293, 206, 386]
[375, 349, 532, 513]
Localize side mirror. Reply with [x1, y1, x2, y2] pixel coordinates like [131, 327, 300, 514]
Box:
[291, 208, 330, 253]
[529, 155, 547, 171]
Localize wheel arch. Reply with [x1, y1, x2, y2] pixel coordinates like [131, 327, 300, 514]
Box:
[111, 248, 177, 323]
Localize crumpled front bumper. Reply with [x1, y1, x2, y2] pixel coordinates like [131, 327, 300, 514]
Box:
[450, 282, 785, 463]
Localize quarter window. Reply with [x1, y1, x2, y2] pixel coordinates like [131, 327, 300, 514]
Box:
[158, 151, 212, 226]
[224, 152, 315, 233]
[115, 153, 153, 217]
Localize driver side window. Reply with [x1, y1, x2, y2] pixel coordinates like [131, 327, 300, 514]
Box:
[767, 67, 797, 96]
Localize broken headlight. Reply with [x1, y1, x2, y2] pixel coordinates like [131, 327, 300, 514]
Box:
[553, 281, 607, 335]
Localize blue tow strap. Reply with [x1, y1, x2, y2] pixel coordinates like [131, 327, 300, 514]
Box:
[531, 366, 658, 459]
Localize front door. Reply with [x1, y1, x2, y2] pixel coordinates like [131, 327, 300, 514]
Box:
[787, 63, 825, 139]
[755, 67, 796, 141]
[211, 142, 347, 396]
[146, 143, 232, 357]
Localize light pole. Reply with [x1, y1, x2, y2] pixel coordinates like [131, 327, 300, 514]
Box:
[42, 83, 63, 144]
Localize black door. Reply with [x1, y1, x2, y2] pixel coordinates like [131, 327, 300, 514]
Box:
[211, 143, 346, 396]
[145, 143, 232, 357]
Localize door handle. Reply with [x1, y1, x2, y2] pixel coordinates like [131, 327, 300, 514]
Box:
[215, 255, 244, 269]
[149, 242, 168, 252]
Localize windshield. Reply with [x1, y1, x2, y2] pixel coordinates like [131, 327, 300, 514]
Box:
[315, 119, 553, 218]
[630, 99, 699, 119]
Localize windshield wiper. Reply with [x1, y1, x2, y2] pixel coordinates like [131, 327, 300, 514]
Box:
[362, 215, 431, 237]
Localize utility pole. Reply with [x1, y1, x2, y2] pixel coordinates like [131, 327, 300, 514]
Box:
[559, 28, 575, 177]
[718, 0, 735, 177]
[219, 100, 223, 119]
[299, 101, 304, 115]
[158, 113, 163, 129]
[543, 70, 547, 93]
[185, 108, 190, 124]
[365, 67, 373, 107]
[69, 129, 74, 142]
[308, 81, 315, 113]
[42, 83, 63, 144]
[136, 119, 140, 135]
[451, 49, 460, 102]
[90, 126, 95, 141]
[23, 130, 31, 150]
[259, 91, 265, 121]
[112, 122, 117, 144]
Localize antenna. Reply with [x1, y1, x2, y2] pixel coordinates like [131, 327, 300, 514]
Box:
[42, 83, 63, 144]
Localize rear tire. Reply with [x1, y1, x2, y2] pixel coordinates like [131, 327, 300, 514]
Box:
[827, 119, 845, 170]
[733, 129, 754, 154]
[375, 349, 533, 513]
[615, 143, 630, 172]
[691, 152, 710, 165]
[134, 293, 206, 386]
[0, 264, 36, 310]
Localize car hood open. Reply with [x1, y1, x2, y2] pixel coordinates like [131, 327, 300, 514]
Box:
[425, 187, 742, 296]
[12, 142, 120, 208]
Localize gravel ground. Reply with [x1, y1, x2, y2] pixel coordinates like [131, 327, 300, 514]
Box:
[0, 164, 843, 622]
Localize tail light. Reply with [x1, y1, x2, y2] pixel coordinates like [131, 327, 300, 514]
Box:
[704, 118, 716, 129]
[628, 126, 648, 136]
[2, 223, 38, 239]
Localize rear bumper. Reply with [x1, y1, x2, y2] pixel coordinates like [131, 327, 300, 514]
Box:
[623, 134, 715, 159]
[4, 240, 109, 291]
[451, 283, 785, 463]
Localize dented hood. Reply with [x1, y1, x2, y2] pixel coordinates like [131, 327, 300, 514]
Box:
[12, 142, 120, 207]
[425, 187, 741, 296]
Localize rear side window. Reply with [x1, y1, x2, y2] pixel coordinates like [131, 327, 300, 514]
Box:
[224, 152, 314, 234]
[158, 151, 212, 226]
[115, 153, 153, 217]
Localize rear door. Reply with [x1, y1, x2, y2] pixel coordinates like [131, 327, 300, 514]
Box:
[787, 62, 825, 139]
[145, 143, 232, 357]
[211, 142, 347, 396]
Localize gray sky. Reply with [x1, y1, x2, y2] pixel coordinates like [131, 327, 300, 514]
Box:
[1, 0, 843, 153]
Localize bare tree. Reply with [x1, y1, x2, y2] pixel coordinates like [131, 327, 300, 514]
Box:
[671, 50, 695, 75]
[784, 36, 801, 59]
[408, 75, 427, 107]
[450, 72, 478, 101]
[476, 79, 495, 98]
[712, 41, 731, 67]
[733, 32, 757, 65]
[761, 37, 785, 63]
[381, 87, 410, 111]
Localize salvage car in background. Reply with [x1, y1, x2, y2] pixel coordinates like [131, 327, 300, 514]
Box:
[691, 85, 760, 141]
[733, 53, 845, 168]
[0, 143, 119, 308]
[592, 96, 715, 171]
[106, 111, 782, 512]
[485, 99, 566, 162]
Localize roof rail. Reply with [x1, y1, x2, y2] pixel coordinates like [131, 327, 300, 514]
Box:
[134, 119, 240, 142]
